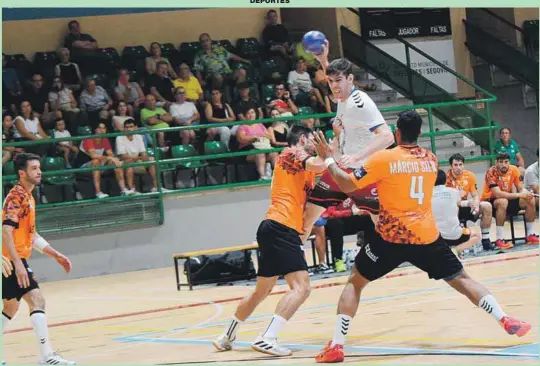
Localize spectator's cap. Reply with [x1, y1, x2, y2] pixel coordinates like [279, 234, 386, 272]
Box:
[237, 81, 250, 90]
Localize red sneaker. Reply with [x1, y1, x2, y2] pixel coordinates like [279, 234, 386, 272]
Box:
[495, 239, 513, 250]
[526, 234, 539, 245]
[315, 342, 344, 363]
[500, 316, 531, 337]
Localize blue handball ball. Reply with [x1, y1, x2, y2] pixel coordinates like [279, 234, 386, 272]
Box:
[302, 30, 326, 56]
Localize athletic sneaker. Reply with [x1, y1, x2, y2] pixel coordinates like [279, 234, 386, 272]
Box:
[315, 341, 344, 363]
[251, 335, 292, 356]
[313, 263, 334, 275]
[481, 238, 495, 250]
[495, 239, 513, 250]
[39, 352, 76, 364]
[334, 259, 347, 273]
[500, 316, 531, 337]
[526, 234, 539, 245]
[212, 334, 234, 351]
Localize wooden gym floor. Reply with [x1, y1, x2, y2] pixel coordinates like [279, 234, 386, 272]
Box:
[2, 225, 539, 365]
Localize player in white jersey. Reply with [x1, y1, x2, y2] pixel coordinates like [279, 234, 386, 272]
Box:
[432, 170, 480, 257]
[301, 40, 395, 244]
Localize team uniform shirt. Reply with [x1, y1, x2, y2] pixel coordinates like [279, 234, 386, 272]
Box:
[432, 185, 463, 240]
[2, 184, 36, 260]
[445, 169, 478, 200]
[265, 147, 316, 234]
[480, 165, 522, 201]
[348, 145, 439, 244]
[337, 89, 387, 168]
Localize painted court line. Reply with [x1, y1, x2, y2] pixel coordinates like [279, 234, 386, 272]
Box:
[6, 251, 538, 334]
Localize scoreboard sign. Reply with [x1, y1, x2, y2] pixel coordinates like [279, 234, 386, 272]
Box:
[359, 8, 452, 39]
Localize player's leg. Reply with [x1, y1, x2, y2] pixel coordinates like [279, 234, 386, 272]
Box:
[213, 275, 278, 351]
[300, 202, 327, 245]
[492, 198, 513, 249]
[451, 231, 481, 257]
[2, 298, 20, 333]
[22, 289, 75, 364]
[478, 202, 494, 249]
[251, 270, 311, 356]
[518, 197, 539, 244]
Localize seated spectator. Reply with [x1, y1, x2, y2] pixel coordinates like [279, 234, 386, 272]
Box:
[13, 100, 50, 156]
[205, 88, 235, 147]
[140, 94, 172, 148]
[235, 107, 277, 180]
[524, 148, 539, 207]
[53, 119, 78, 168]
[266, 82, 298, 116]
[193, 33, 250, 91]
[111, 101, 132, 132]
[74, 122, 131, 198]
[301, 118, 316, 129]
[3, 53, 23, 114]
[233, 82, 264, 122]
[115, 118, 163, 193]
[113, 69, 145, 116]
[262, 10, 291, 59]
[54, 48, 83, 93]
[267, 108, 289, 147]
[80, 77, 115, 127]
[63, 20, 98, 58]
[287, 58, 324, 108]
[23, 73, 60, 129]
[49, 76, 81, 135]
[310, 217, 334, 274]
[169, 87, 199, 145]
[2, 112, 23, 166]
[480, 152, 538, 248]
[292, 42, 318, 72]
[147, 61, 175, 109]
[494, 127, 525, 175]
[145, 42, 177, 79]
[173, 63, 203, 104]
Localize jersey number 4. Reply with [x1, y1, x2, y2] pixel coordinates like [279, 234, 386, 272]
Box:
[409, 176, 425, 204]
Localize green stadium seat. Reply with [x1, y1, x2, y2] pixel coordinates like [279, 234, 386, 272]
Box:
[40, 157, 75, 186]
[261, 84, 276, 104]
[179, 42, 202, 66]
[171, 144, 208, 169]
[77, 125, 93, 137]
[298, 106, 314, 115]
[325, 130, 335, 142]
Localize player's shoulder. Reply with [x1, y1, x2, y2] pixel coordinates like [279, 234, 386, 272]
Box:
[509, 165, 521, 175]
[464, 169, 476, 179]
[347, 89, 373, 109]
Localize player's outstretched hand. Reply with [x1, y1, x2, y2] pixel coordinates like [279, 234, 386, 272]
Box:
[313, 40, 330, 69]
[2, 255, 13, 278]
[313, 130, 331, 159]
[55, 253, 73, 273]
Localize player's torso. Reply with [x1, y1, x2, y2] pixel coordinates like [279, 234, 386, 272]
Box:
[486, 167, 515, 193]
[2, 186, 36, 259]
[432, 186, 461, 239]
[446, 170, 474, 199]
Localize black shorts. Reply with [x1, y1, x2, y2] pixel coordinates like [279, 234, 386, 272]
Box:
[2, 258, 40, 301]
[307, 168, 379, 214]
[458, 207, 479, 222]
[256, 219, 308, 277]
[354, 233, 464, 282]
[490, 198, 521, 217]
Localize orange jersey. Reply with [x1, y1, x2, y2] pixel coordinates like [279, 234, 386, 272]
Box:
[446, 169, 477, 200]
[348, 145, 440, 244]
[480, 165, 522, 201]
[2, 184, 36, 260]
[265, 147, 316, 234]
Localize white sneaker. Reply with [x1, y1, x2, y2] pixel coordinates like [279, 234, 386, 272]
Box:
[212, 334, 234, 352]
[251, 335, 292, 356]
[39, 352, 76, 364]
[96, 192, 109, 199]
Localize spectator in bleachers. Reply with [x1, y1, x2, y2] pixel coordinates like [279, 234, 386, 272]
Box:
[262, 10, 290, 59]
[266, 82, 298, 116]
[235, 107, 277, 180]
[75, 122, 131, 199]
[267, 108, 289, 148]
[115, 118, 162, 193]
[233, 82, 264, 122]
[113, 69, 145, 117]
[494, 127, 525, 175]
[2, 112, 23, 166]
[80, 77, 115, 127]
[63, 20, 98, 55]
[13, 100, 50, 156]
[140, 94, 172, 148]
[54, 48, 83, 94]
[147, 61, 175, 110]
[301, 118, 315, 129]
[205, 88, 235, 147]
[193, 33, 250, 91]
[480, 152, 538, 248]
[53, 119, 78, 168]
[3, 53, 23, 114]
[23, 73, 60, 129]
[524, 148, 539, 207]
[48, 76, 81, 135]
[169, 87, 199, 145]
[111, 101, 132, 132]
[173, 63, 204, 104]
[145, 42, 177, 79]
[291, 43, 318, 72]
[287, 58, 324, 108]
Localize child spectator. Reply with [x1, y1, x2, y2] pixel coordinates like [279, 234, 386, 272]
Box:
[54, 119, 79, 168]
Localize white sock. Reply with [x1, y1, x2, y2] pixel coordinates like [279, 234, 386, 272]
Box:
[224, 315, 242, 340]
[331, 314, 353, 346]
[526, 222, 537, 236]
[481, 228, 490, 240]
[262, 315, 287, 339]
[30, 311, 54, 359]
[2, 312, 11, 333]
[496, 226, 505, 240]
[479, 295, 506, 321]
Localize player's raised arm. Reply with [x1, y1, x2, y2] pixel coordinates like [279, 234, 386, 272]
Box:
[338, 121, 395, 168]
[313, 40, 330, 73]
